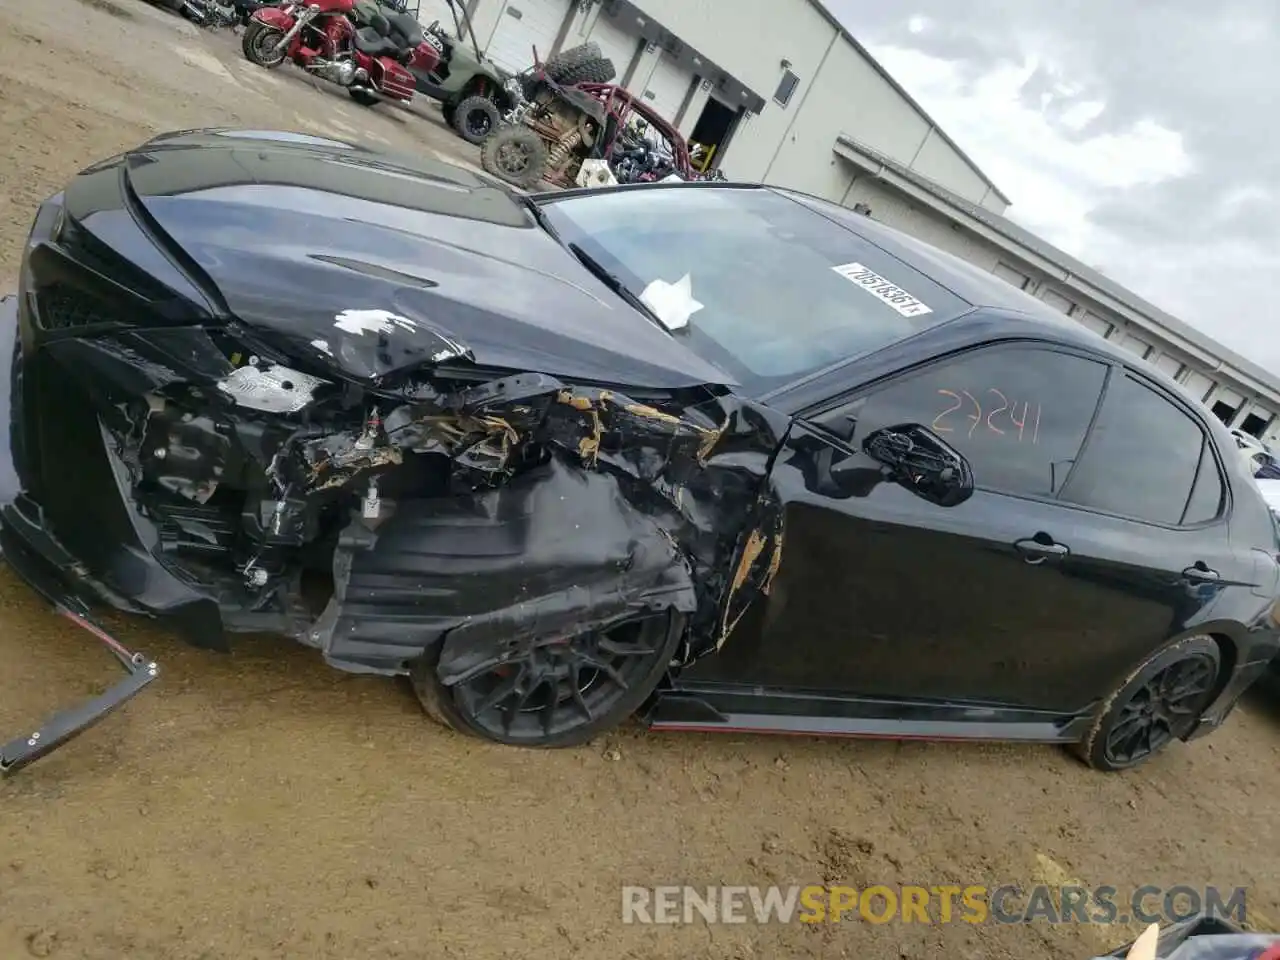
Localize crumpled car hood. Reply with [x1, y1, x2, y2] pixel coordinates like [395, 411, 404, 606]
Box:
[84, 129, 734, 388]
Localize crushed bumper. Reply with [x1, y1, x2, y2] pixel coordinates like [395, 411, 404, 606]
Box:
[0, 603, 158, 777]
[0, 294, 160, 776]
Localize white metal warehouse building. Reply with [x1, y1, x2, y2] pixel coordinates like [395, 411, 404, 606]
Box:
[418, 0, 1280, 445]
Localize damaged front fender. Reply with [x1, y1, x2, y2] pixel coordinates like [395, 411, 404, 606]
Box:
[313, 456, 699, 685]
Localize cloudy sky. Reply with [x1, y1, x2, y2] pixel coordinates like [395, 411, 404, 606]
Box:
[827, 0, 1279, 373]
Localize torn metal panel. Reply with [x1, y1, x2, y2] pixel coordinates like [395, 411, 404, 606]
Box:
[311, 455, 699, 678]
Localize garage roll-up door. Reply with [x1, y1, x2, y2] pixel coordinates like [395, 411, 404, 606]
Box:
[584, 11, 640, 86]
[414, 0, 453, 31]
[1153, 353, 1184, 379]
[485, 0, 572, 74]
[992, 262, 1031, 290]
[1037, 287, 1074, 314]
[1118, 332, 1152, 359]
[1181, 371, 1214, 402]
[1076, 311, 1112, 338]
[639, 52, 694, 122]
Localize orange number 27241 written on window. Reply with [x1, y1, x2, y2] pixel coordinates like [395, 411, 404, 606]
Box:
[932, 388, 1042, 443]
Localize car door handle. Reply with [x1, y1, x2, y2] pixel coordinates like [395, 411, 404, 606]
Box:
[1014, 537, 1069, 564]
[1181, 564, 1220, 583]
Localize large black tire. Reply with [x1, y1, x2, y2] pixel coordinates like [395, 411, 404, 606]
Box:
[411, 611, 684, 748]
[348, 87, 380, 107]
[1071, 636, 1222, 772]
[553, 57, 616, 86]
[543, 41, 601, 76]
[452, 94, 502, 144]
[480, 125, 549, 189]
[242, 20, 286, 68]
[544, 41, 616, 85]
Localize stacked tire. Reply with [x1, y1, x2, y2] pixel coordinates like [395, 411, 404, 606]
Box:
[542, 41, 616, 86]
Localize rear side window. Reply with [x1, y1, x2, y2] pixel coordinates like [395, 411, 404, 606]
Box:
[1059, 374, 1222, 525]
[838, 345, 1109, 499]
[1183, 441, 1226, 524]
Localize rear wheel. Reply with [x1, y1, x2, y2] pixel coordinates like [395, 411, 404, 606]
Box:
[452, 94, 501, 144]
[412, 611, 684, 748]
[480, 125, 548, 189]
[1071, 636, 1222, 772]
[242, 21, 286, 67]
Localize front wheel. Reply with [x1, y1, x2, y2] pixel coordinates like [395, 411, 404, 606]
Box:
[348, 87, 380, 106]
[411, 611, 684, 748]
[479, 124, 548, 189]
[1071, 636, 1222, 772]
[452, 94, 501, 144]
[242, 21, 286, 67]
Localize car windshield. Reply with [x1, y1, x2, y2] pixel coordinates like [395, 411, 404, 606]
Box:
[537, 186, 969, 394]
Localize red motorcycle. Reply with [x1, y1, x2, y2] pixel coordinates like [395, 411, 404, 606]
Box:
[241, 0, 436, 107]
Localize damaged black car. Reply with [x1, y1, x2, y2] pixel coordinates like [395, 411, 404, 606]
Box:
[3, 128, 1278, 776]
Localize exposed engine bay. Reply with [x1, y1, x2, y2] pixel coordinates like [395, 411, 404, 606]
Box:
[107, 333, 782, 676]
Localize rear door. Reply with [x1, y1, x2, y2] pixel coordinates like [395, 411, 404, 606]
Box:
[1050, 369, 1248, 686]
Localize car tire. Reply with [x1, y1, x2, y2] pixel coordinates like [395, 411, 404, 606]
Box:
[452, 94, 501, 144]
[1071, 636, 1222, 772]
[411, 610, 684, 748]
[480, 124, 548, 189]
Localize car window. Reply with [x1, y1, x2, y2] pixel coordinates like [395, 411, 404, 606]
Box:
[537, 187, 969, 395]
[829, 345, 1109, 499]
[1059, 373, 1219, 525]
[1183, 441, 1226, 524]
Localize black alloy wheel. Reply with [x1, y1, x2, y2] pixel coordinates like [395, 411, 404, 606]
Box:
[1073, 636, 1221, 772]
[412, 611, 683, 748]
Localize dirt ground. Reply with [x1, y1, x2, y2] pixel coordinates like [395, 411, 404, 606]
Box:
[1, 2, 1278, 957]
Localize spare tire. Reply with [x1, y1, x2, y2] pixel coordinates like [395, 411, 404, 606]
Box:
[544, 41, 617, 84]
[543, 41, 602, 75]
[553, 56, 616, 86]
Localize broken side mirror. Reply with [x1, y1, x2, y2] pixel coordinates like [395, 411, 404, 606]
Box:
[863, 423, 974, 508]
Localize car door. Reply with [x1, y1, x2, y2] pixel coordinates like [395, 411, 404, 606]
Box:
[686, 341, 1213, 713]
[1048, 368, 1247, 687]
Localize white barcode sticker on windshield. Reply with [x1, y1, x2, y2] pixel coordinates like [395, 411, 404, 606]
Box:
[832, 262, 933, 317]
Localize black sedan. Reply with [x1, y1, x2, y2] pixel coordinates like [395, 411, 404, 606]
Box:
[3, 129, 1278, 776]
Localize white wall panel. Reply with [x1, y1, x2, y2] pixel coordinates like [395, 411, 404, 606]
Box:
[484, 0, 571, 73]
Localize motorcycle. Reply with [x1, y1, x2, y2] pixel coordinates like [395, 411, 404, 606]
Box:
[611, 140, 674, 184]
[177, 0, 276, 28]
[241, 0, 434, 107]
